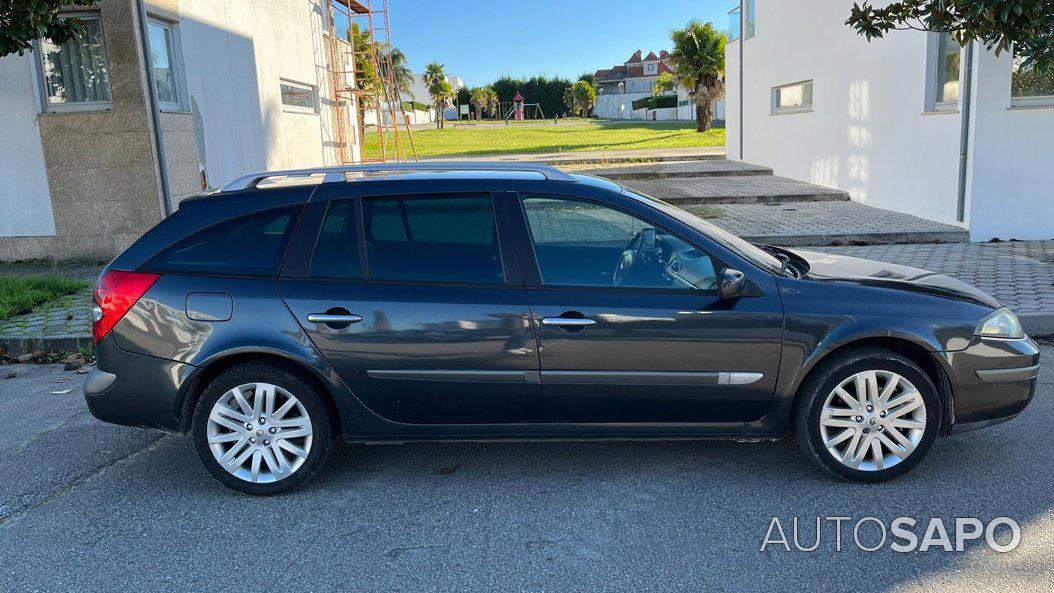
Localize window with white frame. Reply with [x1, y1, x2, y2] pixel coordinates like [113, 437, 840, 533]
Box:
[281, 80, 317, 113]
[1011, 48, 1054, 107]
[928, 32, 961, 112]
[37, 13, 112, 110]
[771, 80, 813, 114]
[147, 19, 183, 110]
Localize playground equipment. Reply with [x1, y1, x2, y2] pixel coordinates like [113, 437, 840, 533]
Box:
[501, 91, 546, 121]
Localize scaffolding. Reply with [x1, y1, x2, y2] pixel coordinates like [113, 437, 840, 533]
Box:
[323, 0, 417, 164]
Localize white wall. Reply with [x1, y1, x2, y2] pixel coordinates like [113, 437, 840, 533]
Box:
[964, 47, 1054, 240]
[0, 53, 55, 238]
[726, 0, 963, 226]
[172, 0, 356, 190]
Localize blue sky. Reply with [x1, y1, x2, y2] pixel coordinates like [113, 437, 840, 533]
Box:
[387, 0, 734, 86]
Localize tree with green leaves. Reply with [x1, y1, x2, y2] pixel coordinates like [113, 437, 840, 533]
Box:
[350, 24, 378, 142]
[469, 86, 490, 121]
[846, 1, 1054, 70]
[653, 71, 675, 96]
[383, 46, 415, 102]
[1, 0, 101, 57]
[562, 86, 575, 117]
[571, 80, 596, 118]
[669, 20, 726, 132]
[484, 87, 499, 118]
[422, 62, 452, 129]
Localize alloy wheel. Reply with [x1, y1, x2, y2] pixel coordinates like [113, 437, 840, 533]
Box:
[819, 370, 927, 472]
[206, 382, 314, 483]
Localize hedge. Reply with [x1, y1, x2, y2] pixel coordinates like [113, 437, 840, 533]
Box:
[631, 94, 678, 111]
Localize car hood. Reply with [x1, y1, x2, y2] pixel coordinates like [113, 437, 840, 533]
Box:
[793, 249, 1001, 309]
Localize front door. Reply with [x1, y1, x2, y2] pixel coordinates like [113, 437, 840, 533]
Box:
[514, 194, 784, 423]
[280, 192, 540, 424]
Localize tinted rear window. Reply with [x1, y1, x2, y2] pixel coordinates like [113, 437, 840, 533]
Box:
[144, 206, 301, 276]
[310, 200, 362, 278]
[362, 194, 503, 284]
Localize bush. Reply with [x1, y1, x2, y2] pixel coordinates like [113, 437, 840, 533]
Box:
[402, 101, 430, 112]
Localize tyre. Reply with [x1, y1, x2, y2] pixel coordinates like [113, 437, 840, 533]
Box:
[794, 348, 941, 483]
[192, 362, 334, 495]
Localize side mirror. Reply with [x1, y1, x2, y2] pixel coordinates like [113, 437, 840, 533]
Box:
[720, 268, 747, 300]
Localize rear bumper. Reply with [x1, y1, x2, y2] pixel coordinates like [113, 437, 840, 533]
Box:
[84, 335, 194, 432]
[941, 337, 1041, 431]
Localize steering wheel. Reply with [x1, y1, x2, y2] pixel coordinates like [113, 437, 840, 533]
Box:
[613, 228, 657, 286]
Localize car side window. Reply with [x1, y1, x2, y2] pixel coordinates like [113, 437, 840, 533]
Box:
[310, 200, 362, 278]
[144, 206, 300, 276]
[362, 194, 504, 284]
[522, 196, 717, 290]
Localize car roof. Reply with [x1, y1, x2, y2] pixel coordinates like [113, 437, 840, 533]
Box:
[220, 162, 578, 192]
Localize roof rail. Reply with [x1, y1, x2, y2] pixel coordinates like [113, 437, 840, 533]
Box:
[220, 161, 577, 192]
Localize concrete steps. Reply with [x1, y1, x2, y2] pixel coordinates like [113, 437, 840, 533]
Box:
[570, 159, 773, 179]
[620, 176, 850, 204]
[683, 202, 971, 247]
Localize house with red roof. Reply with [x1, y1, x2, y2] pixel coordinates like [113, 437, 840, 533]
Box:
[594, 49, 673, 95]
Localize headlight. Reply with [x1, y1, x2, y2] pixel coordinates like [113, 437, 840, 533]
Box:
[975, 307, 1025, 339]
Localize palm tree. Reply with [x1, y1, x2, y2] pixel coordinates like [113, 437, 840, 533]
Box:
[384, 47, 415, 102]
[469, 86, 490, 121]
[422, 62, 450, 129]
[485, 87, 499, 118]
[653, 71, 675, 96]
[668, 20, 726, 132]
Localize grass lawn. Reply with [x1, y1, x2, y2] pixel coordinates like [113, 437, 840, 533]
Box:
[0, 276, 88, 321]
[364, 121, 725, 159]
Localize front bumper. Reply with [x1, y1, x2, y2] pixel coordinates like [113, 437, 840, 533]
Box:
[84, 335, 194, 432]
[941, 336, 1041, 433]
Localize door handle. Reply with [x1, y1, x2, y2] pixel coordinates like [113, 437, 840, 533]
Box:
[307, 313, 363, 324]
[541, 317, 596, 327]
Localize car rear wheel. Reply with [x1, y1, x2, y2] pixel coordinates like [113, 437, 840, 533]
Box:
[794, 348, 941, 482]
[192, 362, 333, 495]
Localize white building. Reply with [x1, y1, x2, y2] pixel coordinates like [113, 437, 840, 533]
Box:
[725, 0, 1054, 241]
[0, 0, 361, 261]
[593, 49, 725, 123]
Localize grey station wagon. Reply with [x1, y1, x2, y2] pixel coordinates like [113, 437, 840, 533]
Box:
[83, 163, 1040, 494]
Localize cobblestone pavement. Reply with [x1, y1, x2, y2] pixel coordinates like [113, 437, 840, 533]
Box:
[567, 159, 772, 179]
[815, 241, 1054, 323]
[624, 175, 849, 203]
[688, 201, 971, 246]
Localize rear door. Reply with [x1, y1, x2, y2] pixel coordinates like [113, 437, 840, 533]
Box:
[279, 181, 541, 424]
[509, 190, 784, 423]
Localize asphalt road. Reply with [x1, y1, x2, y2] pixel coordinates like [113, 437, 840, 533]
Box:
[1, 348, 1051, 592]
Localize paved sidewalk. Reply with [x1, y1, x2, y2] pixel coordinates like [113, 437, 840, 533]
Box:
[686, 202, 970, 246]
[817, 241, 1054, 334]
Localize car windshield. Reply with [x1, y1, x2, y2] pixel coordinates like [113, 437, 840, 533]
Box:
[621, 188, 786, 274]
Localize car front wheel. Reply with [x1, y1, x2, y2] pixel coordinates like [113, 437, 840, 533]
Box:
[192, 362, 333, 495]
[794, 348, 941, 482]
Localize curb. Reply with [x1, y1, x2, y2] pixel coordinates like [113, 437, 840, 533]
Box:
[1020, 314, 1054, 338]
[0, 335, 92, 358]
[741, 230, 972, 247]
[663, 192, 851, 205]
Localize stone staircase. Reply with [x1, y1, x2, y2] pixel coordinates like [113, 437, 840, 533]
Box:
[563, 158, 970, 247]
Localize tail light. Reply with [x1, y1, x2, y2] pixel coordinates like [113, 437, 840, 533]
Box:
[92, 270, 160, 344]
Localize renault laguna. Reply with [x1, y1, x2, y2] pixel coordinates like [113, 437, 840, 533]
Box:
[83, 163, 1040, 494]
